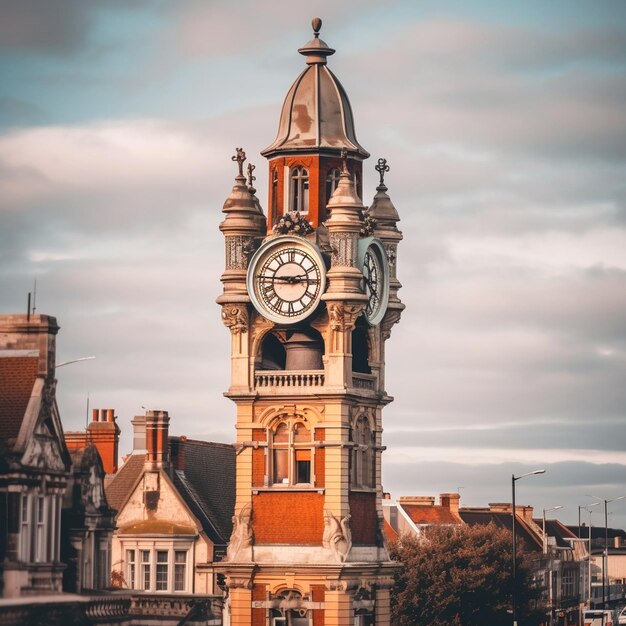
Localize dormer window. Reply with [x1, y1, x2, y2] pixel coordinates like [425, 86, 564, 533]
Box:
[290, 166, 309, 214]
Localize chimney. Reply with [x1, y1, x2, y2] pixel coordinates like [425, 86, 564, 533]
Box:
[169, 435, 187, 472]
[86, 407, 120, 474]
[440, 492, 460, 515]
[145, 410, 170, 469]
[399, 496, 435, 506]
[131, 414, 147, 452]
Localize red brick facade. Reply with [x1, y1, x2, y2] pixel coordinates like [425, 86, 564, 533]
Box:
[349, 492, 378, 545]
[252, 491, 324, 544]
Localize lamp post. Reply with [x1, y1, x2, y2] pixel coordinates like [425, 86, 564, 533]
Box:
[542, 505, 563, 554]
[588, 494, 626, 608]
[579, 503, 599, 608]
[512, 469, 545, 626]
[56, 356, 96, 368]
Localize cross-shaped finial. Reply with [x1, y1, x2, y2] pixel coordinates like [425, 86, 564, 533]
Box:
[340, 147, 349, 175]
[231, 148, 246, 177]
[375, 157, 390, 189]
[247, 163, 256, 190]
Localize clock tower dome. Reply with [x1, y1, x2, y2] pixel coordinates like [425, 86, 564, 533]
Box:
[216, 19, 404, 626]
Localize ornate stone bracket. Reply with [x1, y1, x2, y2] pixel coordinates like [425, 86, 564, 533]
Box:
[323, 510, 352, 563]
[380, 308, 402, 340]
[328, 302, 364, 333]
[226, 503, 254, 561]
[221, 305, 249, 335]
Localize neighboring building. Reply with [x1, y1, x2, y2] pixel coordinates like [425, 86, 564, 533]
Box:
[105, 410, 233, 622]
[61, 445, 116, 593]
[0, 314, 72, 598]
[215, 17, 404, 626]
[382, 494, 462, 538]
[66, 408, 121, 475]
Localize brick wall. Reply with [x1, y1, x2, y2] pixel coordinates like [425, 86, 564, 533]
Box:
[349, 492, 378, 545]
[252, 491, 324, 544]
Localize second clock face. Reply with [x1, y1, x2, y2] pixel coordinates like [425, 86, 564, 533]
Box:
[358, 238, 390, 326]
[248, 237, 326, 324]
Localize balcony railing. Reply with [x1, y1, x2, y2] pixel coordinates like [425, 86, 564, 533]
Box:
[352, 373, 377, 391]
[255, 370, 325, 389]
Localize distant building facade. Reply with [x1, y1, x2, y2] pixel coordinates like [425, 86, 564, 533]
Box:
[105, 410, 233, 622]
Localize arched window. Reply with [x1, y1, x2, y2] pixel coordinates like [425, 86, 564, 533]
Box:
[351, 416, 374, 489]
[290, 167, 309, 214]
[325, 167, 341, 204]
[270, 420, 312, 486]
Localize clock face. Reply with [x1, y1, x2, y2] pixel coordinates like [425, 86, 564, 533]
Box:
[247, 236, 326, 324]
[359, 238, 390, 326]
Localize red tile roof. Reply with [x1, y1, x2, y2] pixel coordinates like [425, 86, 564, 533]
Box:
[0, 356, 38, 450]
[402, 504, 462, 525]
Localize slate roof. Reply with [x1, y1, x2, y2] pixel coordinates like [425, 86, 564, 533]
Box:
[459, 508, 543, 552]
[173, 439, 236, 547]
[401, 503, 462, 526]
[536, 519, 577, 549]
[0, 355, 38, 450]
[104, 453, 145, 512]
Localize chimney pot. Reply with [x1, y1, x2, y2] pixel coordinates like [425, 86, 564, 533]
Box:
[99, 408, 106, 422]
[107, 408, 114, 423]
[145, 410, 170, 469]
[92, 408, 99, 422]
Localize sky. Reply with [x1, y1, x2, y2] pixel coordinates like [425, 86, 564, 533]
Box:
[1, 0, 626, 530]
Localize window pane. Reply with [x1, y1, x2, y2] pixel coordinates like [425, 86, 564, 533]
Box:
[174, 551, 186, 592]
[296, 459, 311, 484]
[141, 550, 150, 590]
[274, 422, 289, 442]
[156, 550, 168, 591]
[273, 449, 288, 484]
[293, 422, 310, 442]
[126, 550, 135, 589]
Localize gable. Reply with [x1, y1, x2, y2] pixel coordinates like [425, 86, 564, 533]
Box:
[21, 417, 67, 472]
[115, 468, 200, 533]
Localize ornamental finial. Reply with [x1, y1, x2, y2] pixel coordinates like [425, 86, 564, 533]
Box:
[375, 157, 390, 190]
[231, 148, 246, 178]
[312, 17, 322, 38]
[246, 163, 256, 191]
[340, 147, 349, 175]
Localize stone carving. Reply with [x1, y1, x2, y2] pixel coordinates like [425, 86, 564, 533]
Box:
[221, 305, 248, 334]
[323, 510, 352, 563]
[22, 434, 66, 471]
[226, 236, 253, 270]
[385, 243, 397, 276]
[329, 232, 355, 266]
[381, 309, 402, 341]
[328, 302, 363, 332]
[359, 214, 377, 237]
[226, 503, 254, 560]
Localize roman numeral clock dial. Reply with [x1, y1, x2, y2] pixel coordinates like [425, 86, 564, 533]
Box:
[247, 236, 327, 324]
[358, 237, 390, 326]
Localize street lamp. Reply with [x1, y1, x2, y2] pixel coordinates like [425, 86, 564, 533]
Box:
[542, 505, 563, 554]
[512, 469, 545, 626]
[588, 494, 626, 608]
[56, 356, 96, 368]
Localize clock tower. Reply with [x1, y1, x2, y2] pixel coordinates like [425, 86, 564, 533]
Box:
[216, 19, 404, 626]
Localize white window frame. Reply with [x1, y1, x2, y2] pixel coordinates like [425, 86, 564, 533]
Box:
[20, 493, 30, 562]
[122, 542, 192, 593]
